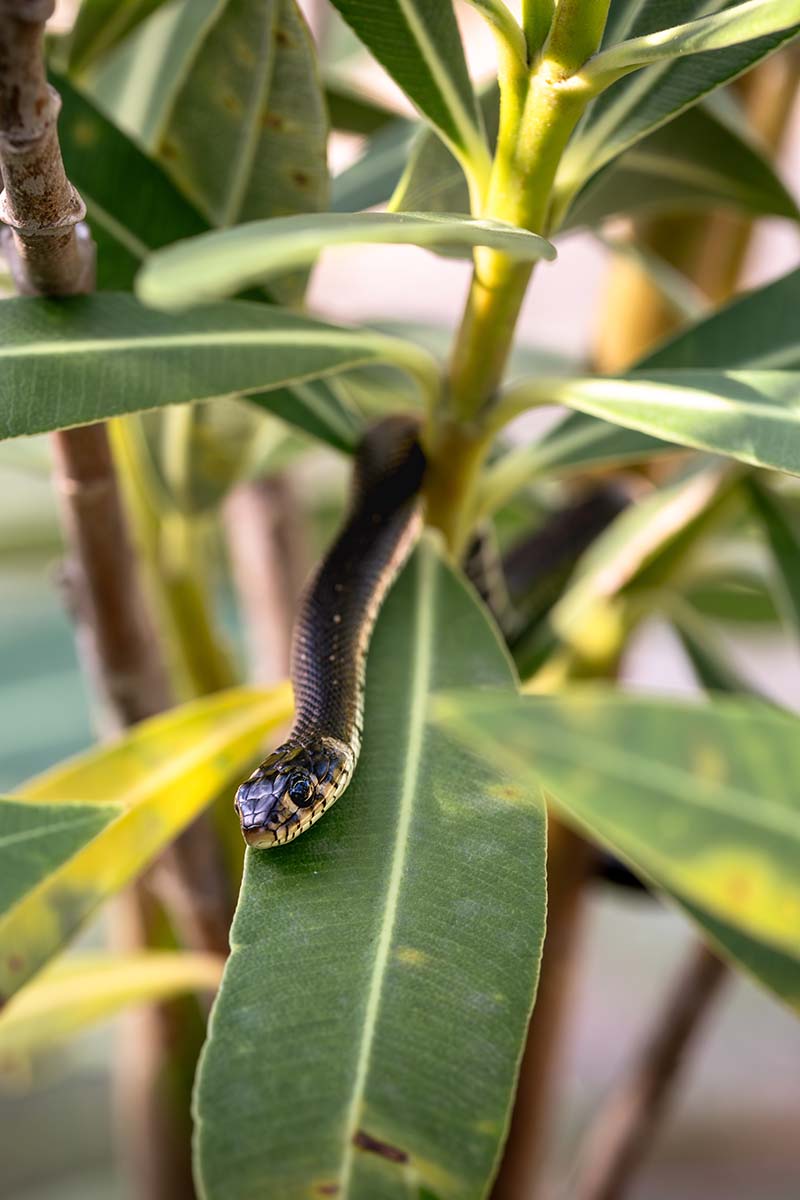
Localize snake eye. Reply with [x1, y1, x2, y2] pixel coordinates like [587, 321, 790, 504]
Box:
[287, 773, 314, 806]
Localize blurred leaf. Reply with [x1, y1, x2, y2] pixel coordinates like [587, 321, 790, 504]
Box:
[682, 570, 780, 624]
[552, 462, 738, 641]
[195, 540, 546, 1200]
[553, 0, 800, 222]
[52, 71, 208, 291]
[0, 951, 223, 1082]
[331, 118, 416, 212]
[0, 685, 292, 999]
[583, 0, 800, 91]
[646, 266, 800, 369]
[87, 0, 328, 302]
[670, 600, 770, 697]
[325, 79, 400, 134]
[435, 689, 800, 998]
[137, 212, 556, 309]
[328, 0, 490, 196]
[65, 0, 173, 73]
[746, 478, 800, 632]
[564, 102, 799, 229]
[594, 232, 707, 320]
[0, 294, 438, 440]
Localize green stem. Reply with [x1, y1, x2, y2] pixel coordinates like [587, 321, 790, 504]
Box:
[111, 418, 237, 700]
[544, 0, 612, 77]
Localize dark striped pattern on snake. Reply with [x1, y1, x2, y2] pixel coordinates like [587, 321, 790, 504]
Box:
[235, 415, 426, 848]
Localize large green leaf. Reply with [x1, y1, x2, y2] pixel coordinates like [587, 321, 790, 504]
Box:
[52, 71, 209, 291]
[0, 294, 438, 440]
[553, 0, 800, 222]
[501, 370, 800, 476]
[0, 685, 292, 999]
[328, 0, 490, 198]
[136, 212, 556, 309]
[435, 689, 800, 1008]
[87, 0, 328, 287]
[195, 540, 547, 1200]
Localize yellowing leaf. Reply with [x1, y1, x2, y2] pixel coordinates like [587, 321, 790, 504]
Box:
[0, 950, 223, 1085]
[0, 684, 291, 1001]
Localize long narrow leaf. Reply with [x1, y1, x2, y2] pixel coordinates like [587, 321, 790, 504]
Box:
[0, 951, 223, 1080]
[328, 0, 490, 197]
[0, 294, 438, 440]
[136, 212, 556, 310]
[584, 0, 800, 90]
[195, 540, 546, 1200]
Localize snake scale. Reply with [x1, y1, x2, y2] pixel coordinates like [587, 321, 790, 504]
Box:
[235, 415, 426, 848]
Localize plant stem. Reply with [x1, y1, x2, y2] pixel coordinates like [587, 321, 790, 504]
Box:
[544, 0, 612, 77]
[572, 943, 728, 1200]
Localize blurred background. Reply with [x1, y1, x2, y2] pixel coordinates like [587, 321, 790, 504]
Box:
[1, 1, 799, 1197]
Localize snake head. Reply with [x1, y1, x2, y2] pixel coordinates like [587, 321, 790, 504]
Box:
[234, 737, 354, 849]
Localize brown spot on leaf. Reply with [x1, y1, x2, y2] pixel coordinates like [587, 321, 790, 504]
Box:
[159, 139, 179, 161]
[291, 169, 311, 188]
[353, 1129, 408, 1163]
[262, 111, 284, 131]
[7, 955, 24, 973]
[221, 92, 242, 116]
[274, 29, 291, 47]
[316, 1186, 339, 1196]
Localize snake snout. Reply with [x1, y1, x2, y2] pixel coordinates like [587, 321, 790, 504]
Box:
[235, 776, 281, 848]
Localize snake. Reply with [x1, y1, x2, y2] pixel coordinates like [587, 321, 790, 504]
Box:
[234, 415, 426, 849]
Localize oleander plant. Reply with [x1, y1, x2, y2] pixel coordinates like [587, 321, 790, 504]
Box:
[1, 1, 800, 1198]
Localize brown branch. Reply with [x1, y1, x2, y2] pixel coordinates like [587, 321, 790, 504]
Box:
[0, 6, 230, 1196]
[572, 942, 728, 1200]
[491, 820, 598, 1200]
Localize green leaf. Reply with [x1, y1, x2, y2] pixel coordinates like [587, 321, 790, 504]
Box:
[136, 212, 556, 310]
[553, 0, 800, 222]
[0, 951, 223, 1080]
[0, 685, 292, 999]
[646, 265, 800, 370]
[746, 479, 800, 632]
[564, 102, 799, 229]
[435, 689, 800, 1006]
[87, 0, 328, 301]
[52, 71, 209, 291]
[583, 0, 800, 91]
[669, 600, 770, 698]
[502, 370, 800, 476]
[328, 0, 490, 200]
[490, 267, 800, 505]
[0, 294, 438, 440]
[325, 79, 400, 134]
[195, 540, 546, 1200]
[65, 0, 173, 73]
[331, 119, 416, 212]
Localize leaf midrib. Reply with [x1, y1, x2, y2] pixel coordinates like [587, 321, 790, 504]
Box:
[338, 544, 436, 1193]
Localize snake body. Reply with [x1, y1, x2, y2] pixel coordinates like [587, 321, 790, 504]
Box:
[235, 415, 426, 848]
